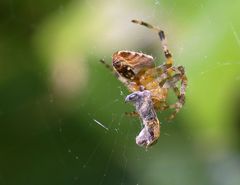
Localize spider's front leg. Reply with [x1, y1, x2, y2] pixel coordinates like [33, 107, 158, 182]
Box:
[131, 19, 173, 68]
[100, 59, 113, 72]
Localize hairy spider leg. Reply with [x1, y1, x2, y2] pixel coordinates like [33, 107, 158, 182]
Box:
[125, 111, 139, 117]
[165, 67, 188, 120]
[131, 19, 173, 67]
[100, 59, 113, 71]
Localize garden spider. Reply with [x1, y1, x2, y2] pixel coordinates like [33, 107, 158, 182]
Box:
[100, 20, 187, 147]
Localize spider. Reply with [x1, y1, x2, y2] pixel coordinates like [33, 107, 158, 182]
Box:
[101, 19, 187, 119]
[100, 20, 187, 147]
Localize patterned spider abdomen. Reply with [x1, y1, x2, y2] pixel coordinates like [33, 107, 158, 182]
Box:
[112, 50, 154, 79]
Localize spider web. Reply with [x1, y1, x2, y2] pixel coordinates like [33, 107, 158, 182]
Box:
[2, 0, 240, 185]
[54, 1, 240, 185]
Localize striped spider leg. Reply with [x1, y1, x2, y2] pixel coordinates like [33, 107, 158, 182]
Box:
[131, 19, 173, 68]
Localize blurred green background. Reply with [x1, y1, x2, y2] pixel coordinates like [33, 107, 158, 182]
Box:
[0, 0, 240, 185]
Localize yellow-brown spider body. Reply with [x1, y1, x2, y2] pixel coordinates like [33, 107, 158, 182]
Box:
[112, 50, 169, 111]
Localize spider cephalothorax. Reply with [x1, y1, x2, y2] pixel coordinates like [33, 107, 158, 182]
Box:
[100, 20, 188, 147]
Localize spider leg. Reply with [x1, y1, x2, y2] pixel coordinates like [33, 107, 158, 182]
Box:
[131, 19, 173, 67]
[125, 111, 139, 117]
[167, 87, 182, 120]
[162, 74, 181, 88]
[100, 59, 113, 71]
[153, 66, 186, 119]
[154, 100, 169, 111]
[165, 67, 187, 120]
